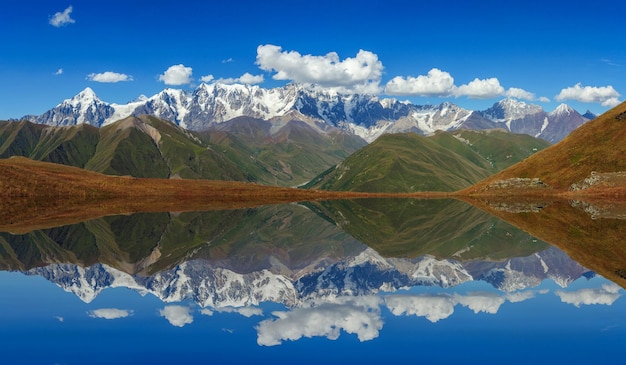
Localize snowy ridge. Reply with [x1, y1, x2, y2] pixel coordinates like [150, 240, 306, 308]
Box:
[24, 84, 591, 143]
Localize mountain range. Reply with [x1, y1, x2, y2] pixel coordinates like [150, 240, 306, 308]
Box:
[0, 115, 365, 186]
[21, 83, 594, 143]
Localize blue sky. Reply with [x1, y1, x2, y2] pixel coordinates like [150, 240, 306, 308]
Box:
[2, 0, 625, 119]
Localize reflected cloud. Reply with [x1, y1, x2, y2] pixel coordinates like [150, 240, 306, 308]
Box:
[159, 305, 193, 327]
[385, 290, 543, 322]
[456, 292, 506, 314]
[88, 308, 133, 319]
[256, 297, 383, 346]
[216, 307, 263, 317]
[556, 283, 622, 307]
[506, 291, 537, 303]
[385, 295, 455, 322]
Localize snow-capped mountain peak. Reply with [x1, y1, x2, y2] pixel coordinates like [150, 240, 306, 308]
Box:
[67, 87, 100, 107]
[483, 98, 543, 122]
[550, 103, 575, 116]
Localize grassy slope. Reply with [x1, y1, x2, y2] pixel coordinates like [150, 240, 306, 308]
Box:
[308, 133, 494, 192]
[307, 130, 549, 193]
[467, 101, 626, 193]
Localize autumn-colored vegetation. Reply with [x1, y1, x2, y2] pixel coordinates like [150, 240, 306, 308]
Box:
[0, 156, 447, 232]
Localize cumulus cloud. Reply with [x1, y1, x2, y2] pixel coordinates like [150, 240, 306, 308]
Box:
[217, 72, 264, 85]
[538, 96, 551, 103]
[556, 83, 621, 107]
[385, 294, 456, 323]
[54, 68, 63, 76]
[87, 71, 133, 83]
[49, 6, 75, 27]
[385, 68, 455, 97]
[159, 64, 193, 85]
[556, 283, 621, 308]
[88, 308, 133, 320]
[256, 297, 382, 346]
[256, 44, 383, 94]
[199, 308, 214, 316]
[385, 70, 540, 102]
[505, 87, 535, 101]
[200, 74, 215, 83]
[159, 305, 193, 327]
[454, 77, 505, 99]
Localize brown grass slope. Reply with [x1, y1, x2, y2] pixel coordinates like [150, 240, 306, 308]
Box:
[0, 157, 436, 233]
[466, 101, 626, 194]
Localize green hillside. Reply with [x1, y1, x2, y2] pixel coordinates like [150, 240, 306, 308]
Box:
[0, 121, 99, 168]
[306, 130, 549, 193]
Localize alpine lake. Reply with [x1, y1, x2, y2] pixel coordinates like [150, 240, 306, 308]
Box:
[1, 197, 625, 364]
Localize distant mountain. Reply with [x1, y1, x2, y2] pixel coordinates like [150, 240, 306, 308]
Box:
[306, 129, 550, 192]
[0, 114, 365, 186]
[468, 101, 626, 193]
[22, 84, 591, 143]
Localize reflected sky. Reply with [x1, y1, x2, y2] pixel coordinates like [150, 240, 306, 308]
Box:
[0, 271, 624, 364]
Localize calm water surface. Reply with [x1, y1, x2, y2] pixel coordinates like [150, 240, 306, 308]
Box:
[0, 199, 624, 364]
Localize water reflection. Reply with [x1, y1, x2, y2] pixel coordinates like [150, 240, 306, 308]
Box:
[1, 198, 625, 363]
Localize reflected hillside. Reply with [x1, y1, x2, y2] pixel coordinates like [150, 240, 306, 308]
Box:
[466, 197, 626, 288]
[0, 200, 599, 309]
[0, 204, 363, 276]
[308, 198, 548, 259]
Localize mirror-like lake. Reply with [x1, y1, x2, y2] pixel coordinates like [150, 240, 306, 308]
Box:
[1, 199, 625, 364]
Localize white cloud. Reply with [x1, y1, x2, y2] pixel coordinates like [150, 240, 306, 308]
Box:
[385, 294, 456, 323]
[55, 316, 64, 322]
[505, 87, 535, 101]
[159, 64, 193, 85]
[159, 305, 193, 327]
[556, 283, 621, 308]
[538, 96, 551, 103]
[216, 72, 264, 85]
[88, 308, 133, 320]
[200, 308, 214, 316]
[200, 74, 214, 83]
[49, 6, 75, 27]
[256, 44, 383, 94]
[454, 77, 505, 99]
[87, 71, 133, 83]
[54, 68, 63, 76]
[216, 306, 263, 317]
[556, 83, 621, 107]
[256, 297, 382, 346]
[385, 68, 455, 97]
[222, 58, 234, 64]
